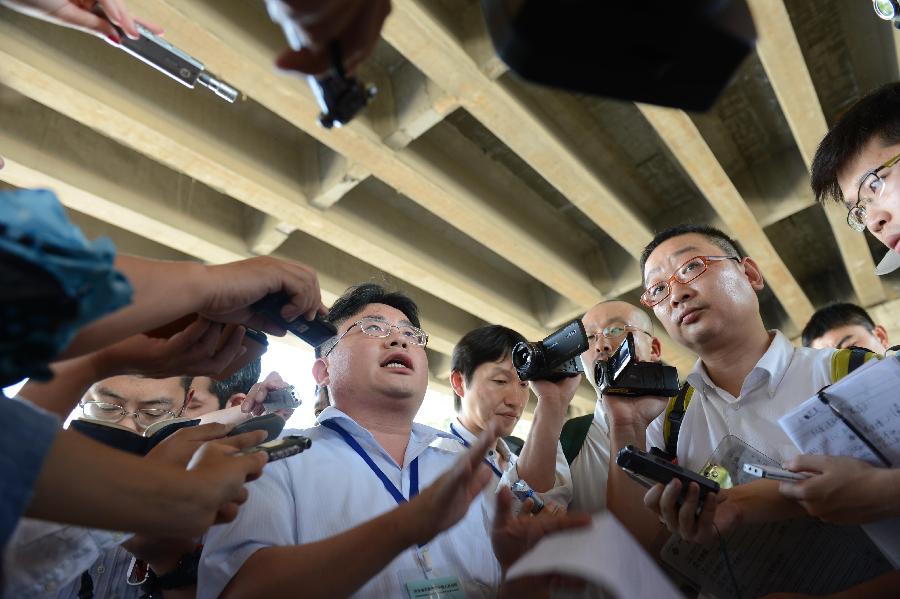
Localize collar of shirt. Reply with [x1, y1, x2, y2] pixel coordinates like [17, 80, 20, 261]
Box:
[316, 405, 458, 467]
[449, 417, 512, 464]
[686, 330, 792, 404]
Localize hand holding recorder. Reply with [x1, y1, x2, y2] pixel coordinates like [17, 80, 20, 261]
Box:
[778, 455, 900, 524]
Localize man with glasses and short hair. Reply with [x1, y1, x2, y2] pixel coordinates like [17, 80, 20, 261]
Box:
[604, 224, 900, 596]
[79, 375, 191, 433]
[199, 283, 587, 598]
[811, 82, 900, 276]
[560, 301, 665, 531]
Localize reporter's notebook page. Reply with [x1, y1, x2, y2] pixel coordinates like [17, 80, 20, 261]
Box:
[778, 354, 900, 567]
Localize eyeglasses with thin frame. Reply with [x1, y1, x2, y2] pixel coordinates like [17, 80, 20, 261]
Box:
[322, 316, 429, 357]
[587, 324, 652, 346]
[79, 399, 186, 429]
[847, 151, 900, 232]
[641, 255, 741, 308]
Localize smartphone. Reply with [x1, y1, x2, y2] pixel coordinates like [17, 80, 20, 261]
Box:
[616, 445, 720, 502]
[251, 292, 336, 348]
[237, 435, 312, 461]
[742, 463, 811, 482]
[228, 413, 285, 443]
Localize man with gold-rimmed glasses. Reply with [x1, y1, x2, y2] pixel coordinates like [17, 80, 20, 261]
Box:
[603, 222, 900, 596]
[561, 300, 666, 528]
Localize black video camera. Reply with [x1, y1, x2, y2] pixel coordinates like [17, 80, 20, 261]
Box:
[512, 319, 588, 381]
[595, 332, 679, 397]
[309, 44, 377, 129]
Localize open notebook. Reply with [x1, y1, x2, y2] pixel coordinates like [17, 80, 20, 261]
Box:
[778, 355, 900, 467]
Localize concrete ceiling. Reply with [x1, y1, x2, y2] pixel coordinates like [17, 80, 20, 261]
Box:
[2, 0, 900, 417]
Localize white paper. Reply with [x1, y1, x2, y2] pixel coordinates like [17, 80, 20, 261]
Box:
[505, 513, 681, 599]
[778, 356, 900, 466]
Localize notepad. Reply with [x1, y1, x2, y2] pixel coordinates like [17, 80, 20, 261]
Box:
[778, 355, 900, 467]
[506, 513, 680, 598]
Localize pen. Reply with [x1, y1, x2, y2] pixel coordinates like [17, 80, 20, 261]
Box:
[817, 389, 892, 467]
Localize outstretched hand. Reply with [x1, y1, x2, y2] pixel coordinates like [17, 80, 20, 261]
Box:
[401, 422, 499, 546]
[492, 486, 591, 572]
[96, 318, 247, 379]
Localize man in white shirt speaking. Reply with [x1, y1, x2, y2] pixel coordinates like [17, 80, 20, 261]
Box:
[199, 283, 586, 598]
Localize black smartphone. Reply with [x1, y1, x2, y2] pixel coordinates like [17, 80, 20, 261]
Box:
[616, 445, 719, 503]
[228, 413, 285, 443]
[237, 435, 312, 461]
[251, 292, 336, 348]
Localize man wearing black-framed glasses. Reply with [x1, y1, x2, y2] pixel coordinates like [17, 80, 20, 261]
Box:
[812, 82, 900, 275]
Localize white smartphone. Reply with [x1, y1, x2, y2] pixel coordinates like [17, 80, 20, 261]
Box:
[743, 463, 811, 482]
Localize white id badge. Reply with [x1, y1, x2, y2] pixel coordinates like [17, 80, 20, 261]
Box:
[398, 546, 465, 599]
[404, 576, 465, 599]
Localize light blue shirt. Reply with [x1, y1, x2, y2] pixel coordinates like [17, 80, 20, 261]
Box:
[199, 407, 502, 598]
[4, 518, 134, 599]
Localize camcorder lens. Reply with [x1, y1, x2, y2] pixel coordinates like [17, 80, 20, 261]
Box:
[511, 342, 536, 370]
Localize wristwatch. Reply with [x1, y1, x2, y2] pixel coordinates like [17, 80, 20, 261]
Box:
[139, 546, 203, 598]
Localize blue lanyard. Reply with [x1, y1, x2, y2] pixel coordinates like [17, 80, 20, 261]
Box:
[321, 419, 419, 504]
[449, 423, 503, 478]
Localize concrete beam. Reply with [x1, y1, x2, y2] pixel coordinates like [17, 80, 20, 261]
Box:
[638, 104, 815, 329]
[748, 0, 885, 308]
[383, 0, 654, 266]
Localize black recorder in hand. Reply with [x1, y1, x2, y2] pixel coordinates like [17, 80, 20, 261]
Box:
[512, 319, 589, 381]
[595, 333, 680, 397]
[616, 445, 719, 505]
[252, 292, 337, 348]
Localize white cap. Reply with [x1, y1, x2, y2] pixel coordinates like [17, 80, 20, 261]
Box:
[875, 249, 900, 275]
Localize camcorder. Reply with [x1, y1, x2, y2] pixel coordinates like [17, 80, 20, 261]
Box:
[512, 319, 588, 382]
[309, 44, 378, 129]
[595, 332, 680, 397]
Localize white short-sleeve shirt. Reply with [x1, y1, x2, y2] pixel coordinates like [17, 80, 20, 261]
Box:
[198, 407, 502, 599]
[568, 398, 612, 514]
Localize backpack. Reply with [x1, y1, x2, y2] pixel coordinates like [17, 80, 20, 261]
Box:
[558, 347, 879, 465]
